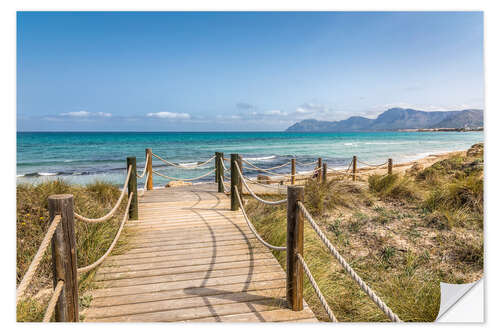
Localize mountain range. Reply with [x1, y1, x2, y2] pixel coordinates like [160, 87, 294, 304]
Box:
[285, 108, 483, 132]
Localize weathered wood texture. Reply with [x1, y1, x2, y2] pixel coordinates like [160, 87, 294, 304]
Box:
[127, 157, 138, 220]
[84, 184, 316, 322]
[286, 186, 304, 311]
[48, 194, 79, 322]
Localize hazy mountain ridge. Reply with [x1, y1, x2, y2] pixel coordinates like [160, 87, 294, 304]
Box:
[285, 108, 483, 132]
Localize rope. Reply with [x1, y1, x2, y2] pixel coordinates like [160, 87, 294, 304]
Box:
[42, 280, 64, 322]
[138, 171, 149, 197]
[243, 176, 287, 191]
[241, 159, 291, 172]
[152, 168, 216, 182]
[235, 163, 287, 205]
[136, 152, 150, 178]
[152, 153, 216, 169]
[74, 166, 132, 223]
[77, 192, 133, 274]
[296, 253, 338, 322]
[296, 160, 318, 166]
[357, 160, 388, 168]
[219, 174, 230, 194]
[297, 201, 402, 322]
[16, 215, 61, 304]
[234, 187, 286, 251]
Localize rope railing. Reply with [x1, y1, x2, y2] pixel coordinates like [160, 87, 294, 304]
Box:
[136, 152, 150, 178]
[16, 215, 61, 304]
[219, 173, 230, 194]
[74, 166, 132, 223]
[295, 160, 318, 166]
[235, 162, 287, 205]
[242, 175, 287, 191]
[234, 186, 286, 252]
[357, 160, 388, 168]
[296, 253, 338, 322]
[152, 168, 216, 182]
[77, 192, 134, 274]
[297, 201, 402, 322]
[42, 280, 64, 322]
[241, 159, 291, 172]
[139, 171, 149, 197]
[152, 152, 216, 170]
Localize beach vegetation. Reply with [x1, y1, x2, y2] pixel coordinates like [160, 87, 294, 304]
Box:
[244, 143, 483, 322]
[16, 180, 131, 322]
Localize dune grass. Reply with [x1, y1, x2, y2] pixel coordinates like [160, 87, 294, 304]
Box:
[244, 143, 483, 322]
[16, 179, 132, 322]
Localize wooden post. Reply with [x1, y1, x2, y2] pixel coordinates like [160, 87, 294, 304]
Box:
[352, 156, 357, 181]
[215, 152, 219, 183]
[388, 158, 393, 175]
[317, 157, 322, 181]
[237, 155, 243, 197]
[287, 186, 304, 311]
[322, 162, 327, 183]
[291, 158, 296, 185]
[146, 148, 153, 190]
[127, 157, 138, 220]
[230, 154, 240, 211]
[216, 152, 225, 193]
[48, 194, 79, 322]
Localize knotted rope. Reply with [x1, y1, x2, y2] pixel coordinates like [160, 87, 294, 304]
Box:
[16, 215, 61, 304]
[74, 166, 132, 223]
[357, 160, 389, 168]
[297, 201, 402, 322]
[77, 192, 134, 274]
[234, 187, 286, 251]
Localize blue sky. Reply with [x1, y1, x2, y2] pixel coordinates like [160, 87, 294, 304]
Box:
[17, 11, 484, 131]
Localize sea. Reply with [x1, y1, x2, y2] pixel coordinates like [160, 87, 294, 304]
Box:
[17, 131, 484, 187]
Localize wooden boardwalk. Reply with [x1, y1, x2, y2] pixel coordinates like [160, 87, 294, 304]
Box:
[85, 184, 317, 322]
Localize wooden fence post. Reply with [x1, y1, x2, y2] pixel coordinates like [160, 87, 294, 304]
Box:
[216, 152, 225, 193]
[215, 152, 219, 183]
[352, 156, 357, 181]
[146, 148, 153, 190]
[388, 158, 393, 175]
[317, 157, 322, 181]
[230, 154, 240, 211]
[322, 162, 327, 183]
[291, 158, 296, 185]
[287, 186, 304, 311]
[127, 157, 138, 220]
[48, 194, 79, 322]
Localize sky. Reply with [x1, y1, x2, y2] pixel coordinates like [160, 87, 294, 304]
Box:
[17, 11, 484, 131]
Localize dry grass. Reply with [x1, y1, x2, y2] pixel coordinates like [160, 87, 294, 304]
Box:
[16, 179, 132, 322]
[244, 143, 483, 322]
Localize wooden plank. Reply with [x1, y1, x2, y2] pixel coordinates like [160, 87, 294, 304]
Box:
[95, 264, 284, 288]
[95, 257, 280, 281]
[86, 287, 286, 319]
[90, 279, 286, 307]
[185, 307, 317, 322]
[86, 186, 317, 323]
[91, 271, 286, 298]
[98, 252, 276, 274]
[86, 296, 290, 322]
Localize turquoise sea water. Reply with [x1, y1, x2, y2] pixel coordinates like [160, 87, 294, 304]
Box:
[17, 131, 484, 187]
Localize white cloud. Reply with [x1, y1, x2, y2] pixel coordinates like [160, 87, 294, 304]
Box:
[58, 110, 112, 118]
[60, 111, 90, 117]
[146, 112, 191, 119]
[264, 110, 288, 116]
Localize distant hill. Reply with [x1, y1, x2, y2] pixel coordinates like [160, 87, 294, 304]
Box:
[285, 108, 483, 132]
